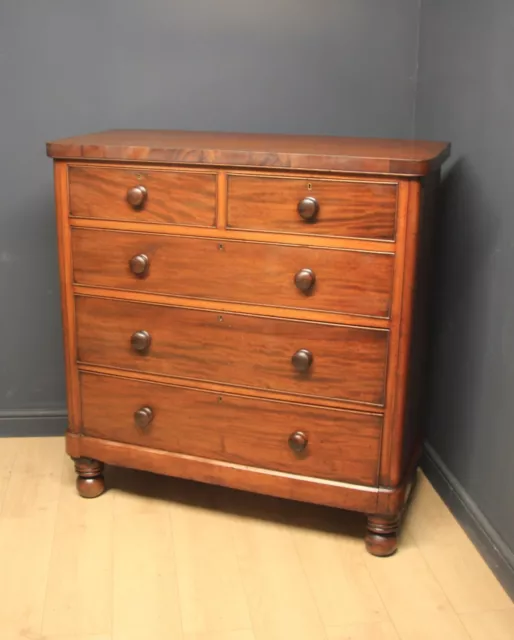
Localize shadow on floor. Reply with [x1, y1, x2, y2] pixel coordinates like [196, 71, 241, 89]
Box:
[104, 463, 374, 541]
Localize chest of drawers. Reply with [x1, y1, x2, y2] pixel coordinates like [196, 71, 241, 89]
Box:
[47, 130, 450, 556]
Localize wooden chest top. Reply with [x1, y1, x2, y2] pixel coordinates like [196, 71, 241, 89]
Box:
[47, 129, 450, 176]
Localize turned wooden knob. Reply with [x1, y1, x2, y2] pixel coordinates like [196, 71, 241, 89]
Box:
[288, 431, 308, 453]
[134, 406, 153, 429]
[292, 349, 313, 372]
[131, 330, 151, 352]
[294, 268, 316, 292]
[127, 185, 147, 208]
[129, 253, 149, 276]
[297, 196, 319, 221]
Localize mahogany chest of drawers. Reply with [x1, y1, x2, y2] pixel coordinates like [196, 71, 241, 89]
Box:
[47, 130, 450, 556]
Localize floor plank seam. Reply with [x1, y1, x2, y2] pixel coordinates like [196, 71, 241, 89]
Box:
[287, 519, 330, 640]
[39, 451, 67, 638]
[404, 529, 474, 638]
[166, 504, 186, 639]
[109, 477, 115, 640]
[360, 552, 402, 639]
[228, 512, 263, 640]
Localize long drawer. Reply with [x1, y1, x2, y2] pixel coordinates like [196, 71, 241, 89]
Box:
[69, 165, 217, 227]
[76, 296, 389, 405]
[227, 174, 397, 240]
[71, 229, 395, 319]
[80, 373, 382, 486]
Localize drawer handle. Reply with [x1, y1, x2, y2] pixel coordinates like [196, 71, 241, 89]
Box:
[129, 253, 149, 276]
[292, 349, 313, 372]
[288, 431, 308, 453]
[294, 268, 316, 293]
[127, 185, 148, 208]
[297, 196, 319, 222]
[131, 330, 151, 352]
[134, 406, 153, 429]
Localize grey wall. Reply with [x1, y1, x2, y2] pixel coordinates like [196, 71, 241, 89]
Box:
[0, 0, 420, 431]
[416, 0, 514, 559]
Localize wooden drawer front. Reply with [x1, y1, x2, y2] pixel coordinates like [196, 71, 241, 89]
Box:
[72, 229, 394, 319]
[81, 373, 381, 485]
[76, 297, 389, 406]
[227, 175, 397, 240]
[69, 165, 217, 227]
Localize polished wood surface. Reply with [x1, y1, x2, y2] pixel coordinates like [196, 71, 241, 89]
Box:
[80, 373, 382, 486]
[74, 457, 105, 498]
[399, 172, 441, 479]
[71, 214, 394, 251]
[47, 129, 451, 176]
[75, 296, 389, 405]
[380, 179, 426, 488]
[71, 228, 395, 318]
[365, 514, 401, 557]
[49, 129, 450, 557]
[74, 285, 390, 329]
[71, 432, 380, 513]
[228, 174, 397, 240]
[69, 164, 217, 227]
[54, 161, 81, 434]
[78, 362, 385, 414]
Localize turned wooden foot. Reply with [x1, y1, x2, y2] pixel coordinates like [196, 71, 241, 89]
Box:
[365, 515, 400, 557]
[73, 458, 105, 498]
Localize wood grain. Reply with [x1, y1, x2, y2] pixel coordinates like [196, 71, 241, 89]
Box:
[70, 215, 395, 252]
[71, 228, 395, 319]
[47, 130, 451, 176]
[75, 296, 389, 406]
[73, 285, 390, 329]
[54, 161, 81, 434]
[216, 170, 228, 229]
[77, 363, 386, 414]
[73, 433, 379, 512]
[80, 372, 382, 486]
[399, 172, 440, 479]
[227, 174, 397, 240]
[69, 165, 216, 227]
[48, 128, 452, 557]
[380, 180, 422, 488]
[375, 443, 419, 516]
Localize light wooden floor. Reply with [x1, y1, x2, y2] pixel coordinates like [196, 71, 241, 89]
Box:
[0, 437, 511, 640]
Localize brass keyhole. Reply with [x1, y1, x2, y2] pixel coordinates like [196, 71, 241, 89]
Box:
[307, 182, 313, 191]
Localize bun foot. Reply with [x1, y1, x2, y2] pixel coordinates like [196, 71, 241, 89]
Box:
[74, 458, 105, 498]
[365, 515, 400, 557]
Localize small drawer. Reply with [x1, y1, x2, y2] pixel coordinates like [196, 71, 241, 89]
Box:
[80, 373, 382, 486]
[227, 174, 397, 240]
[68, 165, 217, 227]
[76, 297, 389, 406]
[72, 229, 394, 319]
